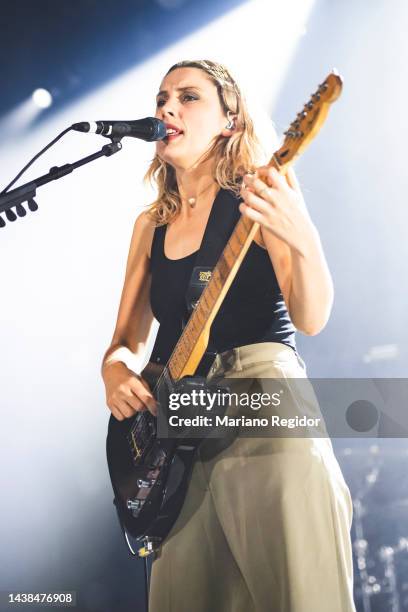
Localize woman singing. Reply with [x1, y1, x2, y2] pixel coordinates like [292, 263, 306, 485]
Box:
[101, 59, 356, 612]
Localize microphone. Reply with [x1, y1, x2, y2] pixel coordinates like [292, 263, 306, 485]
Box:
[71, 117, 167, 142]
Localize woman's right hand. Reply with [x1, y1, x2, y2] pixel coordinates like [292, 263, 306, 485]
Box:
[102, 361, 157, 421]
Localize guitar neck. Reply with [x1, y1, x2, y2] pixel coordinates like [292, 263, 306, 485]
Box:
[167, 211, 261, 381]
[164, 71, 343, 382]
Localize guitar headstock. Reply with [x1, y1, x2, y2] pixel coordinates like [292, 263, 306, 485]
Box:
[272, 70, 343, 170]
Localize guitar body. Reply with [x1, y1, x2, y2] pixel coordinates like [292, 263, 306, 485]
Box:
[106, 356, 214, 548]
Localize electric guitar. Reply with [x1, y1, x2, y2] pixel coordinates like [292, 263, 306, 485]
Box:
[106, 71, 343, 556]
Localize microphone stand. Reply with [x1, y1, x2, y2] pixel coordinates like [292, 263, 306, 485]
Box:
[0, 140, 122, 227]
[1, 135, 153, 609]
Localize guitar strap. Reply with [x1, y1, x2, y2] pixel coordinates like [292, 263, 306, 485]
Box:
[184, 187, 241, 325]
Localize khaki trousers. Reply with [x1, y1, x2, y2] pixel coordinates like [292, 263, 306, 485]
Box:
[149, 342, 356, 612]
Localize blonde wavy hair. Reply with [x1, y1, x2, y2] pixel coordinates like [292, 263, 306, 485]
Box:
[144, 59, 267, 225]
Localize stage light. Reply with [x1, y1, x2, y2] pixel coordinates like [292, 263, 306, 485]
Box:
[32, 88, 53, 109]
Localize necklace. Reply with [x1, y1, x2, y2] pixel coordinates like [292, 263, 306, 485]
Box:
[181, 181, 216, 208]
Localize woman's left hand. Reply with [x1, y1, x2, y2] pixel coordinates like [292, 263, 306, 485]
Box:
[239, 166, 316, 255]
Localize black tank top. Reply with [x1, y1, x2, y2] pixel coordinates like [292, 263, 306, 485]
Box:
[149, 188, 296, 364]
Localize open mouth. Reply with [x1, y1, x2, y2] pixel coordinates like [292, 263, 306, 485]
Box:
[164, 126, 184, 142]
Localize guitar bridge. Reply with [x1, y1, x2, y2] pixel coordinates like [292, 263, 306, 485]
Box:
[126, 497, 145, 517]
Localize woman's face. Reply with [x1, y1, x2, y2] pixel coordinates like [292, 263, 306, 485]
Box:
[155, 67, 230, 171]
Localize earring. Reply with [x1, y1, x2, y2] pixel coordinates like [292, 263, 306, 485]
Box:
[226, 113, 235, 130]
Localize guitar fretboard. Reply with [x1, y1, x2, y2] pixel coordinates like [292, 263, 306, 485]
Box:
[167, 212, 260, 380]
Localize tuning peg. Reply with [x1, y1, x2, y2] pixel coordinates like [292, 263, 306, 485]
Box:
[5, 208, 17, 222]
[0, 215, 5, 228]
[28, 198, 38, 212]
[16, 203, 27, 217]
